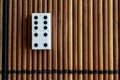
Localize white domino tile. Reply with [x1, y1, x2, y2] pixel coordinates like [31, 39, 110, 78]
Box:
[32, 13, 51, 50]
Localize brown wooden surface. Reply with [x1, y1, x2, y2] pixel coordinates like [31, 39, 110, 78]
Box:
[0, 0, 2, 80]
[3, 0, 119, 80]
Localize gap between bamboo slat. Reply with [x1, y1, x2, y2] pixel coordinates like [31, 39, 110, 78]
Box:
[0, 0, 3, 80]
[12, 0, 17, 80]
[93, 0, 98, 80]
[103, 0, 108, 80]
[68, 0, 73, 80]
[52, 0, 58, 80]
[63, 0, 68, 80]
[113, 0, 119, 80]
[27, 0, 32, 80]
[17, 0, 22, 80]
[88, 0, 93, 80]
[78, 0, 82, 80]
[37, 0, 43, 80]
[83, 0, 88, 79]
[58, 0, 63, 80]
[108, 0, 114, 80]
[8, 0, 12, 80]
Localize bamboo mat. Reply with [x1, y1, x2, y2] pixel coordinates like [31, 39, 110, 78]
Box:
[0, 0, 3, 79]
[1, 0, 119, 80]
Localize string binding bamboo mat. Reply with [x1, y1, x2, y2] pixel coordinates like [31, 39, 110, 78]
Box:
[2, 0, 120, 80]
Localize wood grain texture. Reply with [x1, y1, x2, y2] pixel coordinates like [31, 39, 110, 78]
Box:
[0, 0, 2, 80]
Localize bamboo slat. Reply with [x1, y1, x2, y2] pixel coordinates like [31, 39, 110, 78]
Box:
[17, 0, 22, 80]
[98, 0, 103, 80]
[8, 0, 12, 80]
[42, 0, 47, 80]
[88, 0, 93, 80]
[103, 0, 108, 80]
[12, 0, 17, 80]
[73, 0, 78, 80]
[83, 0, 88, 79]
[113, 0, 118, 80]
[32, 0, 38, 80]
[78, 0, 82, 80]
[58, 0, 63, 80]
[68, 0, 73, 80]
[47, 0, 52, 80]
[37, 0, 42, 80]
[52, 0, 58, 80]
[0, 0, 2, 80]
[22, 0, 27, 80]
[63, 0, 68, 80]
[108, 0, 114, 80]
[27, 0, 32, 80]
[93, 0, 98, 80]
